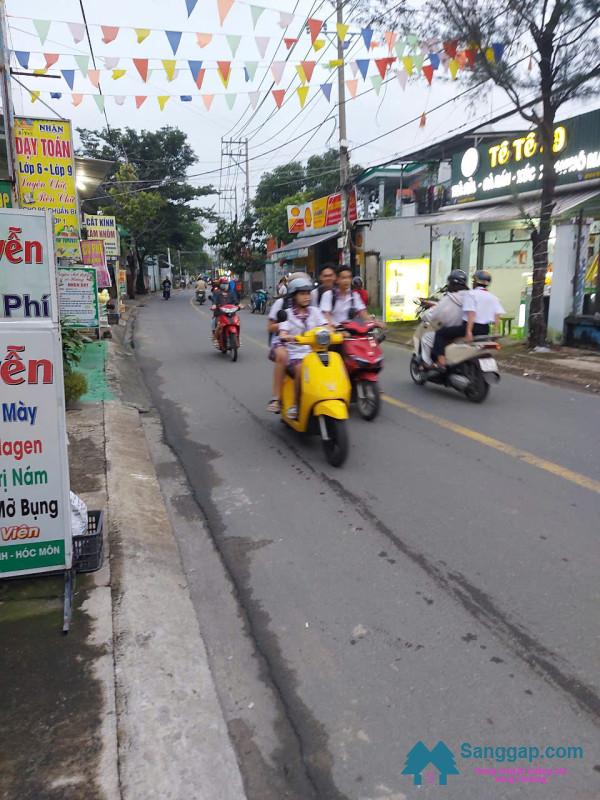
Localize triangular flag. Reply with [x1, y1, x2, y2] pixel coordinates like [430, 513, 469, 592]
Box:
[50, 92, 62, 99]
[104, 57, 119, 70]
[300, 61, 316, 82]
[279, 11, 294, 28]
[320, 83, 332, 102]
[485, 47, 495, 63]
[74, 54, 89, 76]
[115, 95, 126, 106]
[313, 39, 325, 52]
[135, 28, 151, 44]
[449, 58, 459, 78]
[202, 94, 214, 110]
[402, 56, 414, 75]
[180, 95, 192, 101]
[346, 79, 358, 98]
[361, 28, 373, 50]
[255, 36, 269, 58]
[350, 62, 358, 78]
[135, 96, 147, 108]
[188, 60, 203, 83]
[244, 61, 258, 81]
[308, 19, 323, 43]
[248, 91, 259, 109]
[196, 33, 212, 47]
[112, 69, 126, 80]
[396, 70, 408, 90]
[272, 89, 285, 108]
[87, 70, 100, 87]
[162, 60, 177, 81]
[296, 86, 309, 108]
[328, 59, 343, 68]
[250, 5, 265, 28]
[217, 61, 232, 88]
[375, 58, 394, 79]
[370, 75, 383, 95]
[271, 61, 285, 84]
[296, 64, 307, 84]
[464, 48, 476, 67]
[217, 0, 234, 25]
[67, 22, 85, 44]
[407, 34, 419, 48]
[356, 59, 369, 80]
[413, 53, 425, 70]
[384, 31, 397, 52]
[492, 42, 505, 62]
[422, 64, 434, 85]
[225, 94, 236, 109]
[336, 23, 349, 41]
[133, 59, 149, 82]
[72, 93, 83, 106]
[457, 51, 468, 69]
[33, 68, 48, 76]
[94, 95, 105, 113]
[226, 35, 241, 57]
[429, 52, 440, 70]
[443, 39, 458, 57]
[284, 37, 298, 50]
[166, 31, 182, 55]
[185, 0, 198, 16]
[44, 53, 59, 69]
[30, 90, 41, 103]
[419, 112, 427, 128]
[61, 69, 75, 89]
[101, 26, 119, 44]
[15, 51, 30, 69]
[158, 96, 170, 111]
[33, 20, 51, 45]
[395, 40, 406, 59]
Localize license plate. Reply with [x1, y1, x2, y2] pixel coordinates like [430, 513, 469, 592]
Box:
[479, 357, 498, 372]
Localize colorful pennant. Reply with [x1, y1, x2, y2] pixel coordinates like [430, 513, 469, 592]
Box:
[135, 28, 151, 44]
[185, 0, 198, 16]
[217, 0, 234, 26]
[356, 59, 369, 80]
[135, 96, 147, 108]
[422, 64, 434, 85]
[402, 56, 414, 75]
[87, 70, 100, 87]
[196, 33, 213, 47]
[72, 93, 83, 106]
[396, 70, 408, 90]
[370, 75, 383, 95]
[202, 94, 214, 110]
[301, 61, 316, 82]
[296, 86, 309, 108]
[94, 95, 105, 112]
[225, 94, 236, 109]
[61, 69, 75, 89]
[250, 5, 265, 28]
[384, 31, 397, 53]
[271, 61, 285, 84]
[133, 58, 149, 82]
[226, 35, 241, 57]
[346, 79, 358, 98]
[320, 83, 332, 102]
[255, 36, 269, 58]
[112, 69, 127, 80]
[162, 60, 177, 81]
[33, 20, 51, 45]
[284, 37, 298, 50]
[104, 57, 120, 70]
[361, 28, 373, 50]
[30, 90, 41, 103]
[68, 22, 85, 44]
[272, 88, 285, 108]
[101, 26, 120, 44]
[395, 40, 406, 59]
[375, 58, 394, 79]
[248, 91, 259, 109]
[313, 39, 325, 52]
[15, 51, 30, 69]
[279, 11, 294, 28]
[44, 53, 59, 69]
[244, 61, 258, 81]
[74, 54, 89, 76]
[158, 95, 170, 110]
[336, 23, 349, 42]
[308, 19, 323, 44]
[166, 31, 183, 55]
[217, 61, 232, 87]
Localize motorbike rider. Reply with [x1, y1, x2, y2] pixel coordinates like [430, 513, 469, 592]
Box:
[420, 270, 469, 367]
[352, 275, 369, 307]
[161, 275, 172, 294]
[212, 278, 237, 342]
[432, 270, 505, 367]
[274, 278, 329, 419]
[196, 275, 207, 294]
[310, 263, 337, 307]
[320, 265, 370, 325]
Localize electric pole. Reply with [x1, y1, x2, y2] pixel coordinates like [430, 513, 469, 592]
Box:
[337, 0, 351, 266]
[0, 0, 19, 205]
[220, 137, 250, 221]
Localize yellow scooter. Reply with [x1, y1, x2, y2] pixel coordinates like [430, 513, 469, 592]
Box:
[280, 327, 351, 467]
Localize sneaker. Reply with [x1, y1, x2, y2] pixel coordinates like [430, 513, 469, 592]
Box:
[266, 398, 281, 413]
[286, 405, 298, 420]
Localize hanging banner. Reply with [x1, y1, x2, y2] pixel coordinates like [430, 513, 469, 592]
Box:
[57, 266, 99, 328]
[0, 209, 57, 322]
[384, 258, 430, 322]
[80, 240, 112, 288]
[287, 188, 358, 233]
[83, 213, 119, 257]
[0, 323, 72, 576]
[14, 117, 80, 260]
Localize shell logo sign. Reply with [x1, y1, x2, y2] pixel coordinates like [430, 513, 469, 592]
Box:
[287, 188, 357, 234]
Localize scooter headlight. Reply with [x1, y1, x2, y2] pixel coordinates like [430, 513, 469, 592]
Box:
[316, 329, 331, 348]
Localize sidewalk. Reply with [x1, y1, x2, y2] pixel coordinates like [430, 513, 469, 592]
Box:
[0, 310, 247, 800]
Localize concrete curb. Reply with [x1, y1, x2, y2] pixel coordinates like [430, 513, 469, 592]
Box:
[105, 400, 247, 800]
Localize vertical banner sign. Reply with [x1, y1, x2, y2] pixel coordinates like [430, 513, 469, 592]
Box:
[0, 324, 72, 576]
[14, 117, 81, 260]
[0, 209, 57, 321]
[385, 258, 430, 322]
[81, 239, 112, 288]
[58, 266, 99, 328]
[83, 214, 119, 258]
[0, 181, 13, 208]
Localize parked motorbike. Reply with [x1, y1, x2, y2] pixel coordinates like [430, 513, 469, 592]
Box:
[410, 316, 500, 403]
[339, 319, 385, 420]
[195, 289, 206, 304]
[280, 327, 351, 467]
[213, 304, 241, 362]
[250, 289, 268, 314]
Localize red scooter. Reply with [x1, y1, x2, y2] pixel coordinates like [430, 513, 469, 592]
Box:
[213, 304, 241, 362]
[339, 320, 385, 420]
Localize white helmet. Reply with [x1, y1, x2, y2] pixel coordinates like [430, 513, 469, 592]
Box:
[287, 277, 313, 296]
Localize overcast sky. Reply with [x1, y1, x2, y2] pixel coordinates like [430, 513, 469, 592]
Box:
[8, 0, 595, 219]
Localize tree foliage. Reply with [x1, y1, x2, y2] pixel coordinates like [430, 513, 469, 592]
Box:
[210, 214, 266, 273]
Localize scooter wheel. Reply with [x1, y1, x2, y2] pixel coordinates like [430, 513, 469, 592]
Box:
[321, 418, 348, 467]
[410, 355, 426, 385]
[356, 381, 380, 421]
[228, 332, 238, 362]
[464, 362, 489, 403]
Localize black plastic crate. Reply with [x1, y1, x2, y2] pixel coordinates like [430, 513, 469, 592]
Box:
[73, 510, 104, 573]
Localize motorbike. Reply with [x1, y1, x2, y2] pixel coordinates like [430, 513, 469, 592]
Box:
[213, 304, 241, 362]
[339, 319, 385, 420]
[195, 289, 206, 304]
[250, 289, 268, 314]
[410, 310, 501, 403]
[162, 285, 171, 300]
[280, 327, 351, 467]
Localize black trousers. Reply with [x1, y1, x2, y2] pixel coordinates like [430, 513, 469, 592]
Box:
[431, 322, 490, 362]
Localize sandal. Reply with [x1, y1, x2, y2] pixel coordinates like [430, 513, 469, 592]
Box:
[266, 398, 281, 413]
[286, 405, 298, 420]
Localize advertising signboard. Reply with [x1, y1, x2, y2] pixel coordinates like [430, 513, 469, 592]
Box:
[58, 266, 99, 328]
[81, 239, 112, 288]
[0, 323, 72, 576]
[287, 188, 358, 234]
[0, 180, 12, 208]
[385, 259, 430, 322]
[450, 107, 600, 204]
[14, 117, 81, 260]
[0, 208, 57, 322]
[83, 213, 119, 258]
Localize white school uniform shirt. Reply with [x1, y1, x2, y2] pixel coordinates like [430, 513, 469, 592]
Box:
[462, 287, 505, 324]
[320, 289, 366, 325]
[279, 306, 327, 361]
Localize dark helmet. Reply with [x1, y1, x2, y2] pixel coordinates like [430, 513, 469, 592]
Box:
[352, 276, 363, 288]
[473, 270, 492, 287]
[447, 269, 468, 291]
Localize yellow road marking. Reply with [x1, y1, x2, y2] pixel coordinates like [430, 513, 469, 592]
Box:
[188, 295, 600, 495]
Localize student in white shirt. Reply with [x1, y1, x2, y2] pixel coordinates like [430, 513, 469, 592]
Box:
[432, 270, 505, 367]
[310, 263, 337, 307]
[320, 265, 369, 325]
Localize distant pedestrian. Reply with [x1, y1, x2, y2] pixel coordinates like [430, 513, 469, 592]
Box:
[277, 276, 288, 297]
[352, 276, 369, 308]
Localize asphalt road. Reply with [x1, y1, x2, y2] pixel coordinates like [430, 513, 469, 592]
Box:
[134, 290, 600, 800]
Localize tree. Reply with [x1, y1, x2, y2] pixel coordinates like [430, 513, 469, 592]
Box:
[357, 0, 600, 347]
[253, 161, 305, 208]
[210, 214, 266, 274]
[255, 191, 309, 245]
